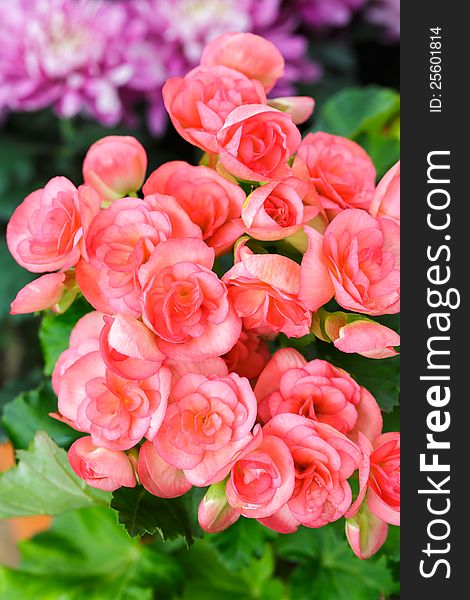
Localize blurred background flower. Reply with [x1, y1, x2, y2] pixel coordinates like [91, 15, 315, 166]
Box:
[0, 0, 320, 134]
[365, 0, 400, 42]
[0, 0, 399, 133]
[295, 0, 366, 29]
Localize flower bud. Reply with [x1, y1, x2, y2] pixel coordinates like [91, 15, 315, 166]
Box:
[268, 96, 315, 124]
[201, 32, 284, 93]
[10, 271, 79, 315]
[68, 436, 136, 492]
[83, 135, 147, 203]
[198, 481, 240, 533]
[345, 503, 389, 560]
[312, 309, 400, 359]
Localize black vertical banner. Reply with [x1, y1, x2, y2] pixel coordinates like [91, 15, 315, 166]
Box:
[401, 1, 468, 597]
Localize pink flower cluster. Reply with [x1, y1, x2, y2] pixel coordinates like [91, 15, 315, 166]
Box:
[7, 32, 399, 558]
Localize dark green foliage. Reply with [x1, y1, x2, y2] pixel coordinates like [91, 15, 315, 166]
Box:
[111, 486, 202, 546]
[39, 296, 93, 375]
[1, 381, 81, 449]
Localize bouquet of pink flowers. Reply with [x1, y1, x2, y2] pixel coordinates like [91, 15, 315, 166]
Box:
[6, 32, 400, 560]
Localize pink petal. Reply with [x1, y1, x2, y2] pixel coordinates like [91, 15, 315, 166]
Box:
[100, 314, 164, 380]
[367, 488, 400, 526]
[257, 503, 300, 533]
[299, 226, 335, 311]
[369, 161, 400, 224]
[348, 388, 383, 444]
[138, 441, 192, 498]
[345, 432, 373, 518]
[156, 305, 242, 361]
[138, 237, 215, 289]
[241, 253, 302, 295]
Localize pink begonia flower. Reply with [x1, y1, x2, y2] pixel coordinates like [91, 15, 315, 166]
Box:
[369, 161, 400, 225]
[348, 432, 400, 525]
[153, 372, 258, 487]
[241, 177, 321, 241]
[7, 177, 100, 273]
[99, 314, 165, 380]
[293, 132, 376, 218]
[198, 481, 241, 533]
[143, 161, 245, 256]
[138, 237, 241, 360]
[222, 329, 270, 381]
[138, 441, 192, 498]
[268, 96, 315, 125]
[345, 502, 389, 560]
[10, 273, 67, 315]
[58, 351, 171, 451]
[255, 348, 382, 440]
[259, 414, 362, 531]
[83, 136, 147, 203]
[223, 245, 311, 338]
[226, 433, 295, 519]
[76, 194, 201, 317]
[163, 66, 267, 154]
[68, 436, 136, 492]
[52, 310, 104, 394]
[216, 104, 301, 182]
[200, 32, 285, 93]
[300, 210, 400, 315]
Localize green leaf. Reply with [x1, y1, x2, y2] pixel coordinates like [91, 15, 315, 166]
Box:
[1, 381, 81, 449]
[382, 405, 400, 433]
[111, 486, 200, 546]
[357, 131, 400, 180]
[0, 370, 43, 443]
[276, 526, 394, 600]
[0, 506, 183, 600]
[0, 432, 109, 518]
[313, 86, 400, 139]
[314, 341, 400, 412]
[39, 296, 93, 375]
[380, 524, 400, 564]
[240, 546, 286, 600]
[177, 539, 287, 600]
[208, 516, 278, 570]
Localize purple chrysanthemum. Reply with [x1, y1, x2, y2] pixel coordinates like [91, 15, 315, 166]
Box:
[365, 0, 400, 42]
[294, 0, 367, 28]
[0, 0, 139, 125]
[0, 0, 321, 133]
